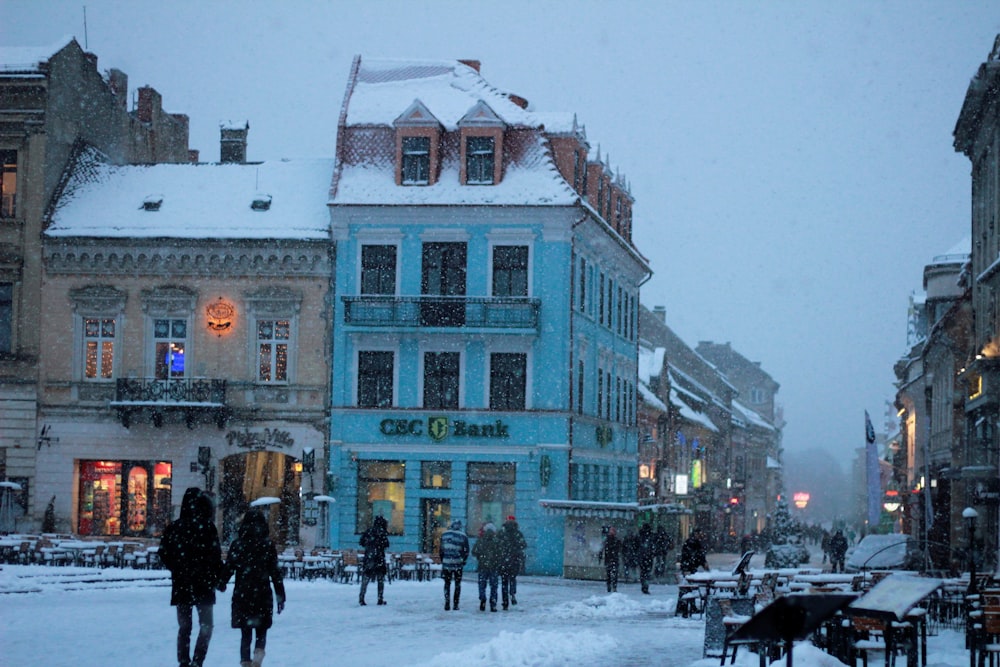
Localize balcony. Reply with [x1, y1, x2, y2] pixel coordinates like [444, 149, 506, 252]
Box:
[342, 295, 540, 331]
[112, 378, 228, 429]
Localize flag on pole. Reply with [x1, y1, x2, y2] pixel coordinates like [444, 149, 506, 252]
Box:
[865, 410, 881, 527]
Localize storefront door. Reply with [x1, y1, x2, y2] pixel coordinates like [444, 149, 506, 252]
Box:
[220, 452, 301, 545]
[420, 498, 449, 554]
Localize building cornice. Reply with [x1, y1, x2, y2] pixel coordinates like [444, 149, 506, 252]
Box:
[43, 238, 331, 277]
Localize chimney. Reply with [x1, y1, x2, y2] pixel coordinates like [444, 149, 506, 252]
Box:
[458, 59, 481, 73]
[137, 86, 161, 123]
[653, 305, 666, 323]
[188, 149, 200, 163]
[108, 69, 128, 110]
[220, 121, 249, 164]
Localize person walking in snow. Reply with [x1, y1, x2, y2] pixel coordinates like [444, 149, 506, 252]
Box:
[473, 522, 501, 611]
[497, 515, 527, 609]
[221, 509, 286, 667]
[829, 530, 848, 573]
[159, 487, 225, 667]
[439, 519, 470, 610]
[637, 522, 656, 594]
[600, 526, 622, 593]
[359, 515, 390, 605]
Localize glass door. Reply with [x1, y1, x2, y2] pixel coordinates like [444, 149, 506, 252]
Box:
[421, 498, 450, 555]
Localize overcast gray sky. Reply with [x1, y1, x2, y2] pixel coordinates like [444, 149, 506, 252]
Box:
[8, 0, 1000, 469]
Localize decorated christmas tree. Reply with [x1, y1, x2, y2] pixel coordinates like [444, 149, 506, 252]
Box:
[765, 497, 809, 568]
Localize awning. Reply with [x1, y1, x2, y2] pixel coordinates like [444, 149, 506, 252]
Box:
[538, 500, 693, 519]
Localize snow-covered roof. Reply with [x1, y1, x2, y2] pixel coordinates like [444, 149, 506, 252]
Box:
[332, 56, 580, 207]
[638, 381, 667, 412]
[47, 149, 334, 240]
[333, 133, 577, 206]
[767, 456, 782, 469]
[347, 58, 539, 130]
[732, 399, 776, 432]
[0, 36, 73, 72]
[637, 345, 666, 385]
[669, 387, 718, 433]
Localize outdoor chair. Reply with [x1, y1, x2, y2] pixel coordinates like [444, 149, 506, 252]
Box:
[850, 615, 892, 667]
[340, 551, 359, 584]
[718, 597, 755, 665]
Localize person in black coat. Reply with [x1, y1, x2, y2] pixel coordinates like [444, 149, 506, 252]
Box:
[600, 527, 622, 593]
[829, 530, 849, 573]
[222, 509, 285, 667]
[159, 488, 225, 667]
[680, 530, 710, 576]
[497, 515, 527, 609]
[637, 523, 656, 594]
[359, 515, 390, 606]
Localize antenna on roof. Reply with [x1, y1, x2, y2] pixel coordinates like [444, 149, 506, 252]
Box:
[83, 6, 89, 51]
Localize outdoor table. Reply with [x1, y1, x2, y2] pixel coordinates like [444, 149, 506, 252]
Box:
[56, 540, 94, 566]
[846, 573, 942, 667]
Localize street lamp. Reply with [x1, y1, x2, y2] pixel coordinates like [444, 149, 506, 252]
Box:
[963, 506, 979, 595]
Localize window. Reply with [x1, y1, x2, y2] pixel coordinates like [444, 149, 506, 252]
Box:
[401, 136, 430, 185]
[423, 351, 459, 409]
[598, 272, 605, 324]
[0, 283, 11, 354]
[153, 318, 187, 380]
[84, 317, 116, 380]
[466, 136, 495, 184]
[421, 461, 452, 489]
[421, 242, 466, 326]
[257, 319, 289, 383]
[597, 367, 603, 418]
[490, 352, 526, 410]
[466, 462, 515, 535]
[492, 245, 528, 297]
[577, 360, 585, 415]
[577, 257, 586, 313]
[0, 150, 15, 218]
[356, 461, 405, 535]
[361, 245, 397, 295]
[573, 151, 582, 191]
[358, 350, 394, 407]
[749, 387, 766, 404]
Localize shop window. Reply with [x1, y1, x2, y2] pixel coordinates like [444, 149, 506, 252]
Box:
[0, 282, 11, 354]
[356, 460, 405, 535]
[492, 245, 528, 297]
[84, 317, 116, 380]
[77, 460, 172, 537]
[0, 150, 15, 218]
[358, 350, 394, 407]
[361, 244, 397, 295]
[423, 351, 459, 409]
[466, 462, 515, 535]
[257, 319, 289, 383]
[421, 461, 452, 489]
[489, 352, 526, 410]
[465, 136, 495, 184]
[153, 318, 187, 380]
[401, 136, 430, 185]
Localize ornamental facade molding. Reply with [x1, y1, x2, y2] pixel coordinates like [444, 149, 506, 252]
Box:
[43, 240, 331, 277]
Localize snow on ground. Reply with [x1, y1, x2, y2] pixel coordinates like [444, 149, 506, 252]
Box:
[0, 561, 971, 667]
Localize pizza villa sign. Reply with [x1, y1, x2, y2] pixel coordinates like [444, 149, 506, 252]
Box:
[379, 416, 510, 441]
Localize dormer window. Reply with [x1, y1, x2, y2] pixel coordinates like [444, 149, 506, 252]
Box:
[458, 101, 504, 186]
[401, 137, 430, 185]
[466, 136, 495, 185]
[394, 100, 442, 186]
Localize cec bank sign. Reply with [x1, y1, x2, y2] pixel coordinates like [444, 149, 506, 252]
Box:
[379, 416, 510, 442]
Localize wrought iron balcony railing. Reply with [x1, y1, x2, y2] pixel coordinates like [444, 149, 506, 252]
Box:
[112, 378, 228, 429]
[342, 295, 540, 330]
[114, 377, 227, 405]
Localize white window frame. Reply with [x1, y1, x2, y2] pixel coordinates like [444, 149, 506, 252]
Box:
[486, 232, 534, 298]
[245, 287, 301, 386]
[418, 345, 465, 409]
[70, 286, 127, 383]
[485, 343, 532, 410]
[355, 344, 399, 408]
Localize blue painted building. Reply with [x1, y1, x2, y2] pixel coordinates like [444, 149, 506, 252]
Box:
[327, 57, 650, 575]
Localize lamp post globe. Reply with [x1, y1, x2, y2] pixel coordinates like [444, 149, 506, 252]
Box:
[963, 506, 979, 595]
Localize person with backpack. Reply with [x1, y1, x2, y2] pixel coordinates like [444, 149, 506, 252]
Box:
[497, 515, 527, 609]
[439, 519, 470, 611]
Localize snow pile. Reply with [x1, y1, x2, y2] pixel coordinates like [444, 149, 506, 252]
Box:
[411, 629, 619, 667]
[548, 591, 674, 619]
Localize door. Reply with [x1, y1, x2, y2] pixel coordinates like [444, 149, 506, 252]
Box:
[421, 498, 450, 555]
[421, 242, 466, 326]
